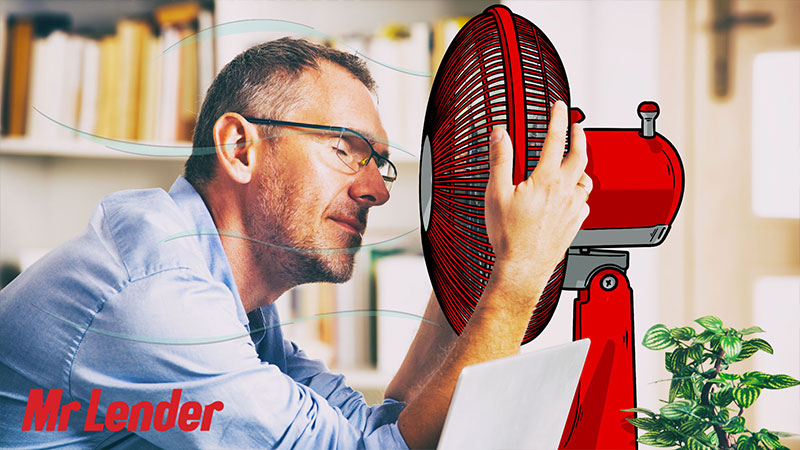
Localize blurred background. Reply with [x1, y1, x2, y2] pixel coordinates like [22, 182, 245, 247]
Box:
[0, 0, 797, 445]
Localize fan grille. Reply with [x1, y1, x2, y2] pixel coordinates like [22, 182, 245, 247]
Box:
[421, 5, 571, 344]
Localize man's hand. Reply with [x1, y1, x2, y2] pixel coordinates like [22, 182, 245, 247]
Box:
[396, 100, 592, 449]
[485, 100, 591, 306]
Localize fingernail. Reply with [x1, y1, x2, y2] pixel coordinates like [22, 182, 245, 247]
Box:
[491, 126, 505, 144]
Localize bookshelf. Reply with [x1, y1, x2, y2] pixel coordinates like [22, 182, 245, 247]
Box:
[0, 0, 496, 401]
[0, 137, 189, 160]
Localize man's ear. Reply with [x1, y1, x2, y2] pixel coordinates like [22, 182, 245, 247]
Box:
[212, 113, 261, 184]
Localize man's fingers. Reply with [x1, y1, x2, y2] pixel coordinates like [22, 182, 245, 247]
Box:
[561, 122, 588, 182]
[487, 126, 513, 195]
[577, 172, 593, 194]
[575, 172, 593, 204]
[536, 100, 569, 173]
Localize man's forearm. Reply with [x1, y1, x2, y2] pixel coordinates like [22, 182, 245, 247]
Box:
[384, 293, 457, 404]
[396, 268, 549, 449]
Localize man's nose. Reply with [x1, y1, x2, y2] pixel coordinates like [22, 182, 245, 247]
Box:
[349, 161, 390, 206]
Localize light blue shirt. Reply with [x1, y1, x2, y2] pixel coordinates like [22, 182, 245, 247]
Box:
[0, 176, 409, 449]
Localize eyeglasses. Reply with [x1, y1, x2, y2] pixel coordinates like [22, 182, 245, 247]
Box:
[243, 117, 397, 192]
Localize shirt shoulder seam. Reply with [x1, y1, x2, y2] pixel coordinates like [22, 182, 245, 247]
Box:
[99, 200, 132, 280]
[65, 266, 196, 402]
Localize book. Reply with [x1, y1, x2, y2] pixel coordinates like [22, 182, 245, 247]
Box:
[176, 24, 198, 142]
[115, 19, 149, 141]
[154, 1, 200, 143]
[0, 14, 7, 135]
[138, 32, 160, 142]
[4, 17, 34, 136]
[60, 34, 83, 139]
[27, 30, 82, 140]
[431, 17, 468, 75]
[78, 38, 100, 136]
[155, 26, 180, 143]
[367, 22, 430, 160]
[95, 34, 119, 140]
[196, 8, 215, 107]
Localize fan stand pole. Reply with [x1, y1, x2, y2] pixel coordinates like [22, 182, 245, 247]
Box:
[559, 248, 638, 450]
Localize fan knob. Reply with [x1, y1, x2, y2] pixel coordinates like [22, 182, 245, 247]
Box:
[638, 101, 659, 138]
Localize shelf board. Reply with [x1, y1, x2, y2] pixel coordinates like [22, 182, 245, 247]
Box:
[0, 137, 190, 161]
[0, 137, 420, 164]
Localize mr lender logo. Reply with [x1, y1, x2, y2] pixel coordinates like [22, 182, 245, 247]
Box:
[22, 389, 223, 432]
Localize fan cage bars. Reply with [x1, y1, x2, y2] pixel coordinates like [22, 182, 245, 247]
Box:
[422, 6, 571, 343]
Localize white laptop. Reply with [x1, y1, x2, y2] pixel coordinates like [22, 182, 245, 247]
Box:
[438, 339, 590, 450]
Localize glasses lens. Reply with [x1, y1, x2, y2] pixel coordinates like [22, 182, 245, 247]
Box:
[374, 154, 396, 192]
[334, 131, 396, 192]
[334, 130, 370, 172]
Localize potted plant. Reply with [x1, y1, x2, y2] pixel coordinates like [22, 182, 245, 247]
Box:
[627, 315, 799, 449]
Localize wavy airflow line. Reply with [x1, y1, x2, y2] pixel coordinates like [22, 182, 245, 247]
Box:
[160, 19, 433, 78]
[31, 107, 415, 158]
[34, 304, 440, 346]
[159, 228, 419, 255]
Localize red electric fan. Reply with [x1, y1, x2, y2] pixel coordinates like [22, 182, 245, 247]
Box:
[419, 5, 684, 449]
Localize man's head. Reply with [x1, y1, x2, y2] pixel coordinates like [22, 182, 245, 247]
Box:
[186, 38, 391, 291]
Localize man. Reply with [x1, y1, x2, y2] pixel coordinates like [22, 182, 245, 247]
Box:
[0, 38, 591, 449]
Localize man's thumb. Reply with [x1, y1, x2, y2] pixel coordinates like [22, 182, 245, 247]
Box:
[487, 125, 513, 193]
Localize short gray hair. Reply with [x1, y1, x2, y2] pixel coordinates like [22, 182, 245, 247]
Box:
[185, 37, 376, 189]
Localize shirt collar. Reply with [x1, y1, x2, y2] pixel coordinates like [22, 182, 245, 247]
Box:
[168, 176, 249, 327]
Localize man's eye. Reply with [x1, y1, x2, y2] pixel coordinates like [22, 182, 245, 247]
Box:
[333, 146, 351, 158]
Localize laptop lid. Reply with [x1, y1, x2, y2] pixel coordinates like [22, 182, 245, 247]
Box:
[437, 339, 590, 450]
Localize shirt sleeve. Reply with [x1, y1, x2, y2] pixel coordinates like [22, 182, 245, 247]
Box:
[282, 339, 407, 434]
[68, 268, 410, 450]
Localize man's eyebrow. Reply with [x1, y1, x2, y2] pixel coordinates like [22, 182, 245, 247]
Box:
[350, 127, 392, 160]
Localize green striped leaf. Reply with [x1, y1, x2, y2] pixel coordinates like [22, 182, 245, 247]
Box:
[736, 341, 761, 361]
[643, 324, 676, 350]
[693, 406, 716, 422]
[694, 330, 716, 344]
[638, 431, 673, 447]
[695, 316, 723, 332]
[680, 376, 697, 399]
[705, 430, 719, 448]
[722, 416, 746, 434]
[741, 371, 772, 388]
[661, 399, 694, 420]
[669, 377, 683, 402]
[626, 417, 663, 432]
[733, 385, 761, 408]
[720, 335, 742, 359]
[716, 406, 730, 423]
[665, 350, 688, 373]
[687, 436, 711, 450]
[765, 374, 800, 389]
[739, 326, 765, 335]
[655, 431, 679, 446]
[688, 343, 704, 361]
[757, 429, 781, 448]
[738, 436, 759, 450]
[719, 372, 739, 381]
[691, 374, 706, 398]
[711, 387, 734, 408]
[622, 407, 657, 418]
[671, 326, 696, 341]
[625, 417, 664, 431]
[748, 338, 774, 354]
[679, 419, 709, 437]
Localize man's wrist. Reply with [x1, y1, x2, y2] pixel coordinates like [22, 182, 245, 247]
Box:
[487, 260, 551, 300]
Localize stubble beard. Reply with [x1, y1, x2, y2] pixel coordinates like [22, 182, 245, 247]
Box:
[246, 166, 364, 286]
